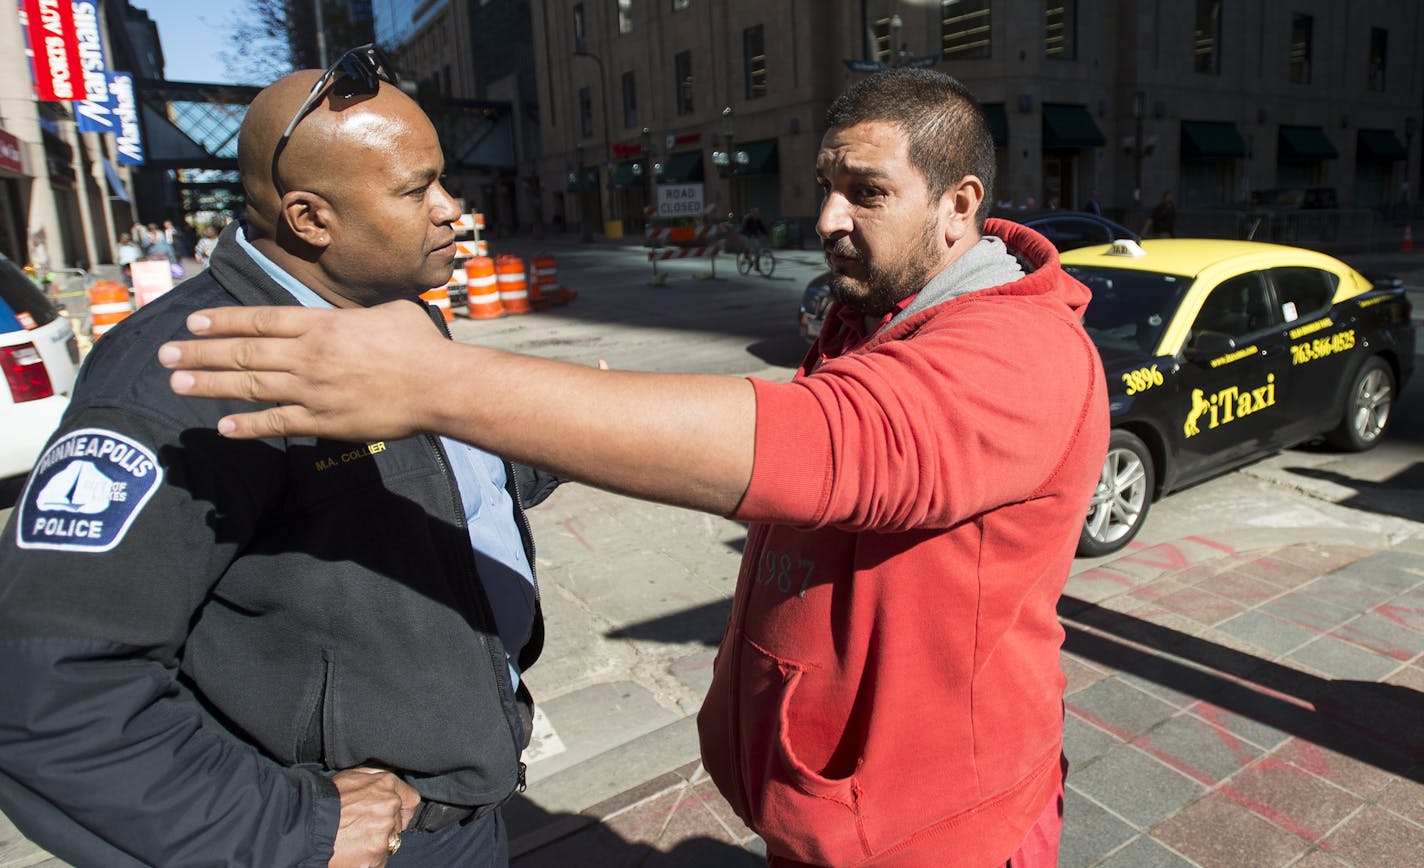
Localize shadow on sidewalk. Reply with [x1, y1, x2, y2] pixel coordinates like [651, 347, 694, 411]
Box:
[1059, 593, 1424, 782]
[506, 789, 765, 867]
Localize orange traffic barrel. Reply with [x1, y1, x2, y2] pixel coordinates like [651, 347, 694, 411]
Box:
[494, 255, 531, 315]
[464, 257, 504, 319]
[420, 284, 453, 323]
[530, 254, 571, 309]
[88, 280, 133, 338]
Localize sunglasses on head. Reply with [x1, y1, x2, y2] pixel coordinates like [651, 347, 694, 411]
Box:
[270, 43, 400, 199]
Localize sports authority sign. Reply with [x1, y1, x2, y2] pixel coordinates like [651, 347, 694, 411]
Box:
[0, 129, 22, 175]
[22, 0, 91, 102]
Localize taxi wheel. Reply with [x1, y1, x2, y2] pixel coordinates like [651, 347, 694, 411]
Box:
[1078, 430, 1154, 558]
[1327, 356, 1394, 452]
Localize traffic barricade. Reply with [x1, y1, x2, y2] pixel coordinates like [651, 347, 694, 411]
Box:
[494, 255, 531, 315]
[420, 284, 453, 323]
[464, 256, 504, 319]
[88, 281, 133, 339]
[647, 241, 725, 282]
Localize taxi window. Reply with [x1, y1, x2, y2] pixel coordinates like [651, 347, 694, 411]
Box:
[1193, 272, 1274, 338]
[0, 255, 59, 331]
[1068, 265, 1187, 354]
[1268, 266, 1337, 321]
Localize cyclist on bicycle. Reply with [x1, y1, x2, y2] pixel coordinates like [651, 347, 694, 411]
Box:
[740, 208, 769, 254]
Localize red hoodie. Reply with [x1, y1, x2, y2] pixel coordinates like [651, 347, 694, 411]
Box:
[699, 220, 1108, 867]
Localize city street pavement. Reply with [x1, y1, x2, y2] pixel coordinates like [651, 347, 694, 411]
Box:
[2, 233, 1423, 867]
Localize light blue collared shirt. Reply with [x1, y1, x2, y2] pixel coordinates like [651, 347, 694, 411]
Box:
[235, 227, 535, 690]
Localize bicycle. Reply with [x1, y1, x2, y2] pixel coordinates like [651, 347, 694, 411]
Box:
[736, 242, 776, 278]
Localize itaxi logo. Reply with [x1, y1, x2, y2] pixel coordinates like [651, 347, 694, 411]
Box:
[1183, 375, 1276, 437]
[16, 428, 163, 552]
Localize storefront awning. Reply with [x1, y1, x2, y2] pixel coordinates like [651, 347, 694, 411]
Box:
[982, 103, 1007, 148]
[610, 160, 642, 189]
[1181, 121, 1247, 160]
[1357, 129, 1406, 162]
[1041, 104, 1104, 150]
[657, 150, 704, 183]
[733, 139, 779, 175]
[103, 159, 131, 202]
[1278, 125, 1338, 161]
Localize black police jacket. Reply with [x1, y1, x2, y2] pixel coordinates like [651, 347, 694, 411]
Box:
[0, 223, 545, 866]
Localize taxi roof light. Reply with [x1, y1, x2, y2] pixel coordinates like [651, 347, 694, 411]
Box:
[1106, 239, 1146, 258]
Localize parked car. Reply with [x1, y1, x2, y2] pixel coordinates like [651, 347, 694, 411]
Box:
[1065, 238, 1414, 555]
[1021, 212, 1140, 252]
[798, 271, 832, 344]
[0, 253, 81, 481]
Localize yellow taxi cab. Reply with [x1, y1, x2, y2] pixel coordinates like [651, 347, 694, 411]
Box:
[1063, 238, 1415, 555]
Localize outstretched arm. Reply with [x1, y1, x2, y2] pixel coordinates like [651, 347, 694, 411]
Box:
[160, 302, 757, 515]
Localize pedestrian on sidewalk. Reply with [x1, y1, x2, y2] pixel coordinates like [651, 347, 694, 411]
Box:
[161, 68, 1108, 867]
[0, 47, 560, 868]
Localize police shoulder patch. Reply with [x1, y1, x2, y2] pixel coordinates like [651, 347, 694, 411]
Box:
[16, 428, 164, 552]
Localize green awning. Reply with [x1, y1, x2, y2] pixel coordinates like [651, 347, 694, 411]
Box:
[610, 160, 641, 189]
[1181, 121, 1247, 160]
[1358, 129, 1406, 161]
[657, 150, 704, 183]
[982, 103, 1007, 147]
[1041, 104, 1104, 150]
[733, 139, 779, 175]
[1279, 126, 1338, 161]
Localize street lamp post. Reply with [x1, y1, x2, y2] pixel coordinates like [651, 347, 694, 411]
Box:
[889, 13, 903, 67]
[719, 106, 736, 217]
[1132, 91, 1146, 206]
[641, 127, 655, 229]
[574, 49, 615, 236]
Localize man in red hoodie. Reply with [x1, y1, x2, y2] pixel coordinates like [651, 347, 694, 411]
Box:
[162, 69, 1109, 867]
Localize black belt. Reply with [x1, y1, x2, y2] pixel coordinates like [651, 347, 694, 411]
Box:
[406, 801, 476, 833]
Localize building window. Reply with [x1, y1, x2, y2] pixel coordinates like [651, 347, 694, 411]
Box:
[1368, 27, 1387, 91]
[1289, 14, 1312, 84]
[1193, 0, 1220, 74]
[573, 3, 586, 53]
[942, 0, 991, 60]
[672, 0, 690, 9]
[744, 24, 767, 99]
[579, 86, 593, 138]
[674, 50, 694, 115]
[622, 70, 638, 128]
[618, 0, 633, 34]
[1044, 0, 1074, 60]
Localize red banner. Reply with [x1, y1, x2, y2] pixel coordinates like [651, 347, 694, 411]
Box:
[0, 129, 22, 175]
[23, 0, 89, 101]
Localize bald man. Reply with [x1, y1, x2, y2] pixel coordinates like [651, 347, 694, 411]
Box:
[0, 65, 548, 867]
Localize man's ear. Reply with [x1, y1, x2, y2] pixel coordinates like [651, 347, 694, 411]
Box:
[940, 175, 985, 245]
[279, 191, 335, 250]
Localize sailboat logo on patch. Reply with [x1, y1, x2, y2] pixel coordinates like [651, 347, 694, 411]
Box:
[16, 428, 163, 552]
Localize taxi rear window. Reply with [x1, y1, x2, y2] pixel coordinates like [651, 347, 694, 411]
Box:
[0, 256, 59, 332]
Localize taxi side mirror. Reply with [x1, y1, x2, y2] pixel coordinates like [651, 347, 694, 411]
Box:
[1183, 330, 1237, 363]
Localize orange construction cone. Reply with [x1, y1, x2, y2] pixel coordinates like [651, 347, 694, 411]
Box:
[494, 255, 532, 315]
[532, 253, 577, 306]
[464, 257, 505, 319]
[1403, 224, 1414, 253]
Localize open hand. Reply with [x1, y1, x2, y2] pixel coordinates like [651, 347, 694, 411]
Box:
[158, 301, 449, 441]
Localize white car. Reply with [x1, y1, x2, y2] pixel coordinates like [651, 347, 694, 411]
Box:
[0, 254, 81, 480]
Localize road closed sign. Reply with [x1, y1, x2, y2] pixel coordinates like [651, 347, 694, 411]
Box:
[657, 183, 704, 218]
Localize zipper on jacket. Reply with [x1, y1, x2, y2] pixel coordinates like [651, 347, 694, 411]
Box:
[426, 433, 528, 788]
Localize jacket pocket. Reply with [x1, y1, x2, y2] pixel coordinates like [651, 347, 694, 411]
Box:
[295, 650, 337, 767]
[730, 632, 869, 865]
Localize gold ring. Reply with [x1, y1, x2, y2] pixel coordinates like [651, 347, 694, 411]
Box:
[387, 830, 402, 856]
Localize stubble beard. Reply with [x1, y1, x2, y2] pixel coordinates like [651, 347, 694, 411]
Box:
[825, 216, 943, 318]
